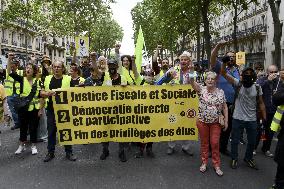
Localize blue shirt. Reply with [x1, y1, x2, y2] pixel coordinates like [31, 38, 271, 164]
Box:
[213, 61, 240, 104]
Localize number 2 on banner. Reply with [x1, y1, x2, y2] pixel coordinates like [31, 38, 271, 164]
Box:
[55, 91, 68, 104]
[57, 110, 70, 123]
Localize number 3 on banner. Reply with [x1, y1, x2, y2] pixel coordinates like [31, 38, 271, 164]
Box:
[55, 91, 68, 104]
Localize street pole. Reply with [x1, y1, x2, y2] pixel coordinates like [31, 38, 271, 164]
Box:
[24, 0, 30, 67]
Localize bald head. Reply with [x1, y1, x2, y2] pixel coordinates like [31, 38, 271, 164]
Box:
[267, 65, 278, 74]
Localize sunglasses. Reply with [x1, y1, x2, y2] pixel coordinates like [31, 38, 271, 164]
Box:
[270, 71, 278, 74]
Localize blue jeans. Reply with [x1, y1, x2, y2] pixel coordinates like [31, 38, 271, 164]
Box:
[7, 95, 19, 128]
[231, 119, 257, 160]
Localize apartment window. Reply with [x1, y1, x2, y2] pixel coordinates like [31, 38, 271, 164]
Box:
[1, 29, 6, 39]
[259, 39, 263, 51]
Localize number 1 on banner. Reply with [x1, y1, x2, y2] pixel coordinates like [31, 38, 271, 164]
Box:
[55, 91, 68, 104]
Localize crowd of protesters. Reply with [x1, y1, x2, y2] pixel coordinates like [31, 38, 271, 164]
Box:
[0, 42, 283, 189]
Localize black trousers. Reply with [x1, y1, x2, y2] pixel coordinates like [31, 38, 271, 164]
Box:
[102, 142, 128, 154]
[275, 164, 284, 189]
[46, 108, 72, 154]
[19, 108, 39, 143]
[255, 113, 275, 152]
[219, 102, 233, 152]
[138, 142, 153, 151]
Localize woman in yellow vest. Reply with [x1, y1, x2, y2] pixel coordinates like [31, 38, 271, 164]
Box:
[120, 55, 143, 85]
[8, 63, 42, 155]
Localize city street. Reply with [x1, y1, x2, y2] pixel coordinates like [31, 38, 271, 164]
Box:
[0, 126, 277, 189]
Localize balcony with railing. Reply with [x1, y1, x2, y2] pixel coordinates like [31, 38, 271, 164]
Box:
[12, 41, 18, 46]
[214, 5, 268, 31]
[20, 43, 27, 48]
[212, 24, 267, 45]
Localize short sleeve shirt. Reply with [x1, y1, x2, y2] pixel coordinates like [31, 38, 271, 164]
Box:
[232, 79, 263, 121]
[198, 86, 226, 123]
[213, 60, 240, 103]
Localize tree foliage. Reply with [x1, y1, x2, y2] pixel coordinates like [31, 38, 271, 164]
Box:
[131, 0, 224, 61]
[1, 0, 123, 56]
[90, 12, 123, 54]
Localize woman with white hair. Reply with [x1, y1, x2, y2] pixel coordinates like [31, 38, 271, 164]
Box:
[185, 70, 228, 176]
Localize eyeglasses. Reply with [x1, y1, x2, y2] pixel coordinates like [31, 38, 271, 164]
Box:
[206, 77, 216, 81]
[53, 66, 62, 70]
[270, 71, 278, 74]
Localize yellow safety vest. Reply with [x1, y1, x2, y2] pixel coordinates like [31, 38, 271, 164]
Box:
[79, 77, 85, 83]
[44, 75, 71, 91]
[21, 77, 41, 111]
[121, 67, 143, 85]
[4, 70, 24, 96]
[174, 66, 180, 72]
[44, 75, 71, 105]
[271, 105, 284, 132]
[103, 72, 127, 86]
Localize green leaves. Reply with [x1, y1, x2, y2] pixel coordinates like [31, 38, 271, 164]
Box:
[1, 0, 123, 54]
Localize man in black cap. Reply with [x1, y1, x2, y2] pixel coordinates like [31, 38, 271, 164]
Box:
[100, 59, 128, 162]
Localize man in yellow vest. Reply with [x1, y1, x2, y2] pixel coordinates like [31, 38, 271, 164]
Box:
[40, 60, 76, 162]
[166, 51, 194, 156]
[4, 53, 23, 130]
[270, 75, 284, 189]
[100, 59, 128, 162]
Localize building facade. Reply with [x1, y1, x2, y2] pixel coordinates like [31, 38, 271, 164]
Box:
[191, 0, 284, 69]
[266, 0, 284, 68]
[0, 0, 74, 67]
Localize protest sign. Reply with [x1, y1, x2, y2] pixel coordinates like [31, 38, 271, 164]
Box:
[75, 37, 89, 57]
[236, 51, 245, 65]
[53, 85, 198, 145]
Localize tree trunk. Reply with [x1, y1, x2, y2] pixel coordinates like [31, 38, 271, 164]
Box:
[201, 37, 205, 64]
[201, 0, 211, 68]
[268, 0, 282, 69]
[104, 48, 107, 57]
[25, 0, 30, 67]
[233, 1, 239, 52]
[180, 33, 186, 55]
[196, 24, 201, 63]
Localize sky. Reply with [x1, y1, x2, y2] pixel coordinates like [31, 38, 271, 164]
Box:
[110, 0, 142, 55]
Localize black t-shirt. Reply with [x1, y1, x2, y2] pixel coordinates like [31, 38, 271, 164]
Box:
[47, 77, 63, 110]
[70, 77, 80, 87]
[80, 65, 91, 79]
[112, 74, 121, 86]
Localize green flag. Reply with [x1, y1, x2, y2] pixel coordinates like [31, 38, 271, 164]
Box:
[135, 26, 144, 74]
